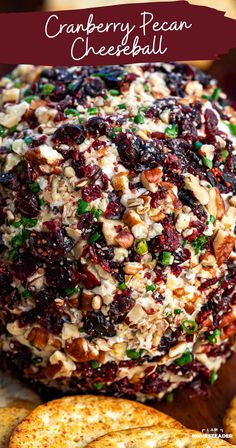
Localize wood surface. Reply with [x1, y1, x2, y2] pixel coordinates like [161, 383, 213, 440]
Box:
[154, 353, 236, 432]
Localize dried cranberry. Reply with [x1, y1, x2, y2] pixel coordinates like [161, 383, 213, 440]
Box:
[178, 118, 198, 142]
[89, 243, 114, 272]
[74, 164, 101, 180]
[79, 264, 101, 289]
[105, 192, 125, 219]
[109, 289, 134, 323]
[81, 185, 102, 202]
[81, 77, 105, 98]
[142, 373, 170, 394]
[86, 117, 108, 137]
[15, 191, 40, 218]
[94, 361, 118, 382]
[83, 311, 116, 338]
[17, 161, 36, 184]
[11, 251, 40, 282]
[77, 212, 96, 240]
[116, 133, 164, 172]
[0, 263, 13, 295]
[46, 259, 75, 288]
[205, 109, 218, 135]
[146, 98, 178, 118]
[93, 66, 124, 89]
[52, 124, 86, 146]
[0, 172, 18, 190]
[29, 229, 73, 263]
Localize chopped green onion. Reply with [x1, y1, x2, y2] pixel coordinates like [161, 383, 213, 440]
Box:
[182, 240, 188, 247]
[134, 114, 145, 124]
[118, 282, 127, 290]
[40, 83, 55, 96]
[181, 320, 199, 334]
[212, 87, 221, 101]
[194, 141, 202, 150]
[12, 220, 22, 228]
[14, 81, 21, 88]
[0, 125, 5, 137]
[65, 287, 80, 296]
[118, 103, 126, 110]
[77, 199, 89, 215]
[93, 382, 104, 390]
[68, 82, 74, 91]
[208, 329, 221, 344]
[165, 124, 178, 139]
[221, 150, 229, 162]
[87, 107, 99, 115]
[165, 392, 174, 403]
[30, 182, 40, 194]
[91, 207, 102, 220]
[24, 136, 33, 145]
[229, 123, 236, 136]
[202, 94, 210, 100]
[22, 290, 33, 299]
[112, 127, 123, 132]
[20, 217, 38, 228]
[174, 309, 181, 315]
[210, 214, 215, 224]
[191, 235, 207, 255]
[138, 106, 147, 113]
[32, 357, 43, 365]
[8, 125, 17, 135]
[218, 277, 225, 285]
[144, 83, 150, 92]
[175, 349, 193, 366]
[90, 360, 99, 369]
[146, 283, 156, 292]
[24, 96, 35, 104]
[159, 251, 172, 266]
[126, 348, 144, 360]
[88, 231, 101, 244]
[64, 108, 80, 116]
[134, 239, 148, 255]
[109, 89, 120, 96]
[201, 156, 213, 169]
[210, 370, 217, 385]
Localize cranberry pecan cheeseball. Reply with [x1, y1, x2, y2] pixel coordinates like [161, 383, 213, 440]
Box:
[0, 64, 235, 400]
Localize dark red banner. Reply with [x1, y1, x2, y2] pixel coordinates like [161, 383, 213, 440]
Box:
[0, 1, 236, 65]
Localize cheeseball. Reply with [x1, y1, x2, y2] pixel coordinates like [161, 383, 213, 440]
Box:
[0, 63, 235, 400]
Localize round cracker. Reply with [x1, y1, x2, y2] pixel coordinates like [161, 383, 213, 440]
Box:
[224, 395, 236, 444]
[0, 407, 29, 448]
[0, 371, 42, 409]
[86, 426, 236, 448]
[9, 395, 183, 448]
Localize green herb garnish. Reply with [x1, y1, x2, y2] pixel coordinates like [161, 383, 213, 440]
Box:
[126, 348, 144, 360]
[201, 156, 213, 169]
[77, 199, 89, 215]
[40, 83, 55, 96]
[134, 114, 145, 124]
[159, 251, 172, 266]
[165, 124, 178, 139]
[181, 320, 199, 334]
[146, 283, 156, 292]
[191, 235, 207, 255]
[134, 239, 148, 255]
[175, 349, 193, 366]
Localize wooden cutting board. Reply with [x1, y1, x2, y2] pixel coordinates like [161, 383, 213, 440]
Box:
[154, 353, 236, 432]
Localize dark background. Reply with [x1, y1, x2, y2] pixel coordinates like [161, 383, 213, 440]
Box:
[0, 0, 235, 101]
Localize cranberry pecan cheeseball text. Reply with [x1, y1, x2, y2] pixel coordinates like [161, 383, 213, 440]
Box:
[0, 63, 235, 400]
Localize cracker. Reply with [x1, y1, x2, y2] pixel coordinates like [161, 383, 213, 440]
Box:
[0, 407, 29, 448]
[85, 426, 236, 447]
[9, 395, 183, 448]
[224, 395, 236, 444]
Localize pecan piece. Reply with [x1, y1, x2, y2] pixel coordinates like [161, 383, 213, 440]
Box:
[207, 187, 225, 219]
[27, 326, 49, 349]
[115, 230, 134, 249]
[141, 167, 163, 192]
[213, 229, 235, 266]
[65, 337, 99, 362]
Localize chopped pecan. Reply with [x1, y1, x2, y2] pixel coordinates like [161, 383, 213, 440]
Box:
[213, 229, 235, 266]
[65, 337, 99, 362]
[27, 326, 49, 349]
[141, 167, 163, 192]
[81, 291, 95, 311]
[206, 187, 225, 219]
[115, 230, 134, 249]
